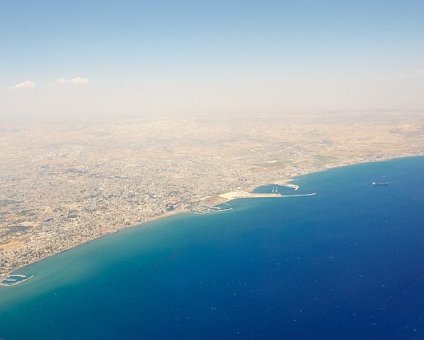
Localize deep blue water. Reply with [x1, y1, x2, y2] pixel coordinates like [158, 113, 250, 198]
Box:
[1, 157, 424, 339]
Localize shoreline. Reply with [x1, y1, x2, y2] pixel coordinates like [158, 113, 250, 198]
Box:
[0, 208, 190, 285]
[1, 153, 422, 284]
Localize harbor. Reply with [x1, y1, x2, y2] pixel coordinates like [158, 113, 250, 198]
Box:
[0, 274, 34, 287]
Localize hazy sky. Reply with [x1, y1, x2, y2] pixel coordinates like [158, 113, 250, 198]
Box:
[1, 0, 424, 119]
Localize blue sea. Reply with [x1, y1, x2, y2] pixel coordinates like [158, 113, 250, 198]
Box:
[1, 157, 423, 339]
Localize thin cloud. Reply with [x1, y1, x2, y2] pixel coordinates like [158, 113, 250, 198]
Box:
[55, 77, 89, 85]
[10, 80, 36, 89]
[413, 69, 424, 78]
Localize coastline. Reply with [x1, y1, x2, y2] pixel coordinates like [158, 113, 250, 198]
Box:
[0, 208, 189, 285]
[1, 153, 422, 284]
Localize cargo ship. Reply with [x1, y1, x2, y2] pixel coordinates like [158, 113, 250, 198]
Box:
[372, 181, 389, 186]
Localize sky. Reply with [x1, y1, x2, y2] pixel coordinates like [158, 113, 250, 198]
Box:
[1, 0, 424, 120]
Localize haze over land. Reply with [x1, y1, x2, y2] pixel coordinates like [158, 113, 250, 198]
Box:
[1, 1, 424, 278]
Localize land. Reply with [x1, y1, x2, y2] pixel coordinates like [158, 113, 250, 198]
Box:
[219, 191, 283, 200]
[1, 112, 424, 280]
[218, 191, 316, 201]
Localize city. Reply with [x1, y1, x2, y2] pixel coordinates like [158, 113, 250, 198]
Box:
[1, 113, 423, 280]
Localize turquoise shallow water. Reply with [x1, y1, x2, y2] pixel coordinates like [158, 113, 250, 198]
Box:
[0, 157, 424, 339]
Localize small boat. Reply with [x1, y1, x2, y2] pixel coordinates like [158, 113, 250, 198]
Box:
[372, 182, 389, 186]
